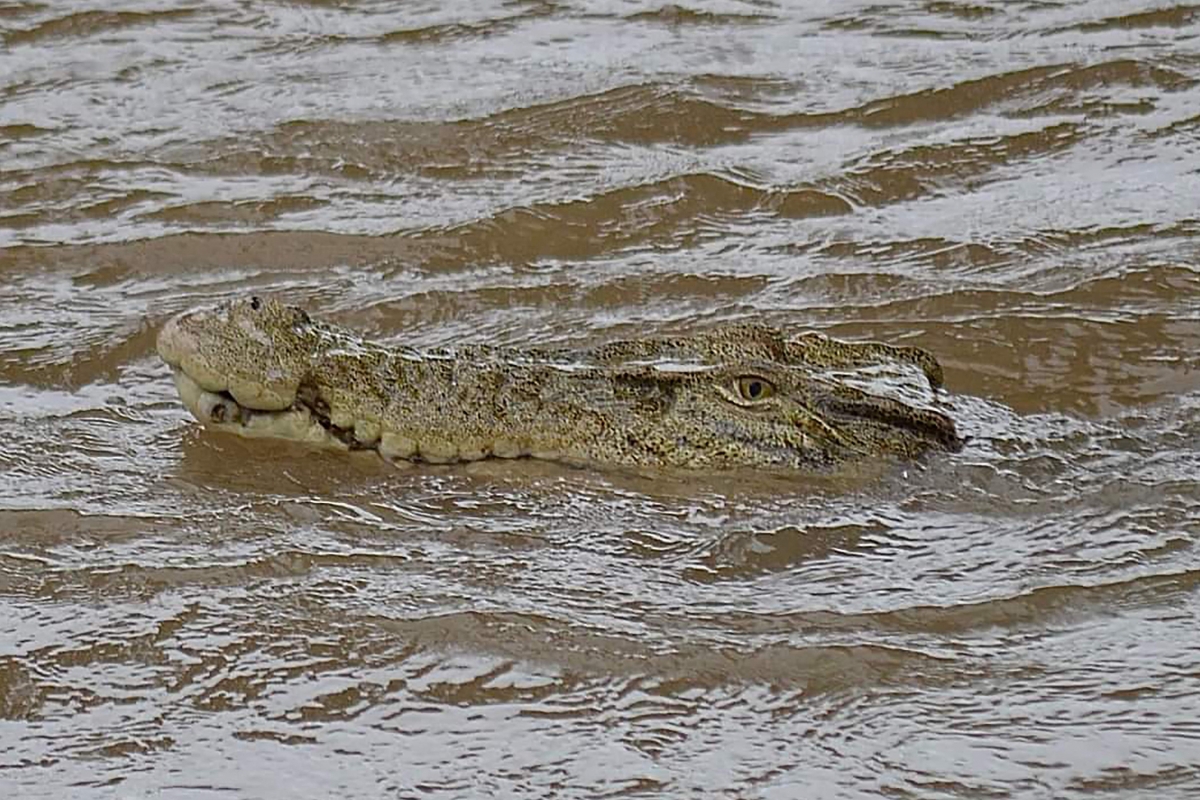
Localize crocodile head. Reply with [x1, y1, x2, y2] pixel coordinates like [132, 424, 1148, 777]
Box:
[158, 295, 319, 411]
[157, 295, 351, 449]
[157, 295, 964, 469]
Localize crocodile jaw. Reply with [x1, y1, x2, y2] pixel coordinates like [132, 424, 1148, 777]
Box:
[169, 368, 346, 450]
[168, 367, 538, 463]
[159, 312, 513, 462]
[159, 299, 558, 463]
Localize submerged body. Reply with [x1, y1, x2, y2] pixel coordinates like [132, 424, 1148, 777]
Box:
[157, 296, 964, 469]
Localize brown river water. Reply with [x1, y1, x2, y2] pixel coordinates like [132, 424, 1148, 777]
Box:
[2, 1, 1200, 798]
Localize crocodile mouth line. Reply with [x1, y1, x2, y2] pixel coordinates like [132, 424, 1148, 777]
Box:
[171, 367, 366, 451]
[293, 380, 375, 450]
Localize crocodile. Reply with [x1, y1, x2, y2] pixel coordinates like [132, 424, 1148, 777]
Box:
[156, 295, 964, 470]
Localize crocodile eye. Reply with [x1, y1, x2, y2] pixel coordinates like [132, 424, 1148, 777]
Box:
[737, 376, 774, 402]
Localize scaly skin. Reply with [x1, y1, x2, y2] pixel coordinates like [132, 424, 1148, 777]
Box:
[157, 295, 964, 469]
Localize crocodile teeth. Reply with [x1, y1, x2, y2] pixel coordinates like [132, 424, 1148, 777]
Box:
[196, 389, 243, 425]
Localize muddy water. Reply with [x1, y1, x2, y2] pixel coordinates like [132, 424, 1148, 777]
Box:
[2, 1, 1199, 797]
